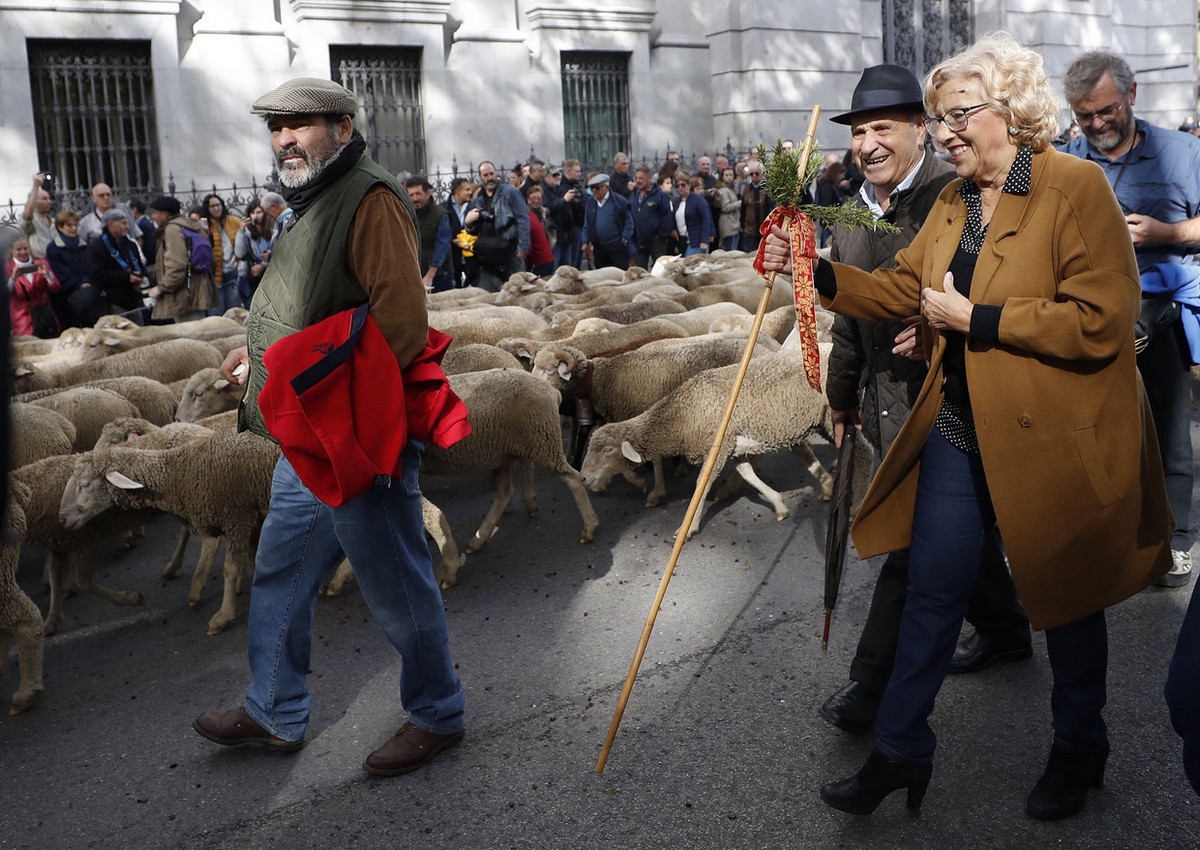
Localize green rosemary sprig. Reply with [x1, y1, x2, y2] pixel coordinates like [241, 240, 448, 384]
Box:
[755, 139, 899, 235]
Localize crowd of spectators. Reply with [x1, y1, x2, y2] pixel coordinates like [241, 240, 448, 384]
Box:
[8, 170, 294, 336]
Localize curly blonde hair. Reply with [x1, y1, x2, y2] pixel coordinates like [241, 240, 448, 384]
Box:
[923, 32, 1060, 152]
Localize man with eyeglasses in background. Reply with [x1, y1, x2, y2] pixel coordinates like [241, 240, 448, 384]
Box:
[1060, 50, 1200, 590]
[77, 182, 139, 247]
[738, 160, 774, 252]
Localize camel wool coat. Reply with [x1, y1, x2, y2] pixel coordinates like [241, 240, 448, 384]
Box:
[824, 146, 1172, 630]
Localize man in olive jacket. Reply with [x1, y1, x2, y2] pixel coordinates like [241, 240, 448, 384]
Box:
[147, 195, 216, 322]
[192, 78, 464, 778]
[816, 65, 1031, 735]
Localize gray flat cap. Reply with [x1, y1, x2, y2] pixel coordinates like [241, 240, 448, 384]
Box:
[251, 78, 358, 117]
[587, 172, 610, 188]
[102, 208, 127, 223]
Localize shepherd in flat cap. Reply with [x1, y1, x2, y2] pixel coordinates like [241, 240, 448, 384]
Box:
[193, 80, 467, 776]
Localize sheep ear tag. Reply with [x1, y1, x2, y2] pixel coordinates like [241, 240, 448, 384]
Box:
[620, 440, 643, 464]
[557, 361, 572, 380]
[105, 470, 145, 490]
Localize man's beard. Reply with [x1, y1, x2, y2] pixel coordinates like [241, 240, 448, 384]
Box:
[277, 132, 343, 189]
[1084, 111, 1135, 155]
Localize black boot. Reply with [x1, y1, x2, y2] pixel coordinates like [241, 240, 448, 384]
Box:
[820, 748, 933, 816]
[818, 681, 880, 734]
[1025, 742, 1109, 821]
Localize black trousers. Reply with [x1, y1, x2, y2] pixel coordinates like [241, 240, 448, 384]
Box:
[593, 239, 629, 271]
[848, 525, 1030, 694]
[1138, 317, 1193, 546]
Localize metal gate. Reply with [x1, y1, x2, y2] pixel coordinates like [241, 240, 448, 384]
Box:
[331, 46, 426, 176]
[883, 0, 973, 77]
[561, 52, 632, 172]
[27, 39, 161, 197]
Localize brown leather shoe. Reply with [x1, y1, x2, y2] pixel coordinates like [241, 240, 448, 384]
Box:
[192, 706, 304, 753]
[363, 722, 463, 776]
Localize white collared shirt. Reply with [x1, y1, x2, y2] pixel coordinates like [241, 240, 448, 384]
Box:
[858, 152, 926, 218]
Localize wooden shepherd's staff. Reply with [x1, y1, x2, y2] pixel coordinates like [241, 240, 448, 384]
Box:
[594, 107, 824, 773]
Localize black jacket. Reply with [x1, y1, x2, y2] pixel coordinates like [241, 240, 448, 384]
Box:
[825, 152, 956, 455]
[84, 231, 144, 310]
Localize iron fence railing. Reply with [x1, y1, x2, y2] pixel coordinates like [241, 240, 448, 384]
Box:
[0, 141, 752, 229]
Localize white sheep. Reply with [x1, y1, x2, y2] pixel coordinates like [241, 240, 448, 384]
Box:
[93, 314, 243, 337]
[174, 368, 245, 422]
[59, 430, 280, 635]
[432, 313, 550, 347]
[222, 307, 249, 325]
[655, 303, 753, 336]
[29, 387, 139, 451]
[422, 368, 599, 552]
[13, 338, 223, 394]
[12, 454, 151, 635]
[440, 343, 524, 376]
[579, 350, 843, 538]
[0, 482, 45, 714]
[16, 376, 179, 426]
[11, 404, 75, 468]
[533, 335, 780, 504]
[498, 316, 690, 367]
[92, 417, 226, 604]
[546, 299, 688, 335]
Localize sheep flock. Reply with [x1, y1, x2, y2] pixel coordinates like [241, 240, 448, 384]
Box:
[2, 250, 863, 717]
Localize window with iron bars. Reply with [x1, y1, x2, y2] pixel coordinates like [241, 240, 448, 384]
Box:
[331, 46, 426, 176]
[561, 52, 632, 172]
[883, 0, 972, 78]
[27, 39, 161, 198]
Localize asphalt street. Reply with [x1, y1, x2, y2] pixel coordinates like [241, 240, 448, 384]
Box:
[2, 428, 1199, 850]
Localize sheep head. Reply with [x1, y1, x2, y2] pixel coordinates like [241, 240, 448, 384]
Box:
[59, 459, 130, 530]
[94, 417, 157, 450]
[76, 330, 128, 362]
[579, 426, 641, 492]
[93, 315, 137, 331]
[530, 345, 587, 393]
[176, 368, 241, 422]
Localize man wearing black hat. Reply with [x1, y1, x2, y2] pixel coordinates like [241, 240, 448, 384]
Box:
[813, 64, 1031, 734]
[147, 195, 216, 322]
[193, 78, 465, 777]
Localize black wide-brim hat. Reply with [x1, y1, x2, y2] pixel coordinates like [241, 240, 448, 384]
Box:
[830, 64, 925, 125]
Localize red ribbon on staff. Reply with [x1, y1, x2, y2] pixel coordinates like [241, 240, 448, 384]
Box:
[753, 207, 821, 391]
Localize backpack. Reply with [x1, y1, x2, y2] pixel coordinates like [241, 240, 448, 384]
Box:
[177, 224, 213, 274]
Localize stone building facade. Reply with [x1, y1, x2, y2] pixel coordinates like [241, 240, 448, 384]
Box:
[0, 0, 1196, 207]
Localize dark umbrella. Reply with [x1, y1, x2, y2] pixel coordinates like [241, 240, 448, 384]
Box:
[822, 427, 859, 650]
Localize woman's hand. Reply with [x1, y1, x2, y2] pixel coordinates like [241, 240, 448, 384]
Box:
[921, 272, 972, 334]
[761, 224, 792, 274]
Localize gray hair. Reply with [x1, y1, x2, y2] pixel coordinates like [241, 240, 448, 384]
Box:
[1062, 51, 1135, 104]
[261, 191, 286, 209]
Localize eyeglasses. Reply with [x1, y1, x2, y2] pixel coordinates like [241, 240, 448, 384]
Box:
[1073, 99, 1125, 126]
[94, 191, 112, 197]
[925, 103, 990, 134]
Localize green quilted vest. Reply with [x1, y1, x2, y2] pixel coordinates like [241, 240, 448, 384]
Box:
[239, 156, 415, 439]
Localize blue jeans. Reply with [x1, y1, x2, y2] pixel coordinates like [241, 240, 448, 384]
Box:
[684, 243, 707, 257]
[244, 445, 464, 742]
[874, 426, 1107, 761]
[554, 227, 582, 270]
[721, 234, 739, 251]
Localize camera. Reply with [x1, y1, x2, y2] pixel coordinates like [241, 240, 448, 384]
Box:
[477, 210, 495, 223]
[40, 173, 54, 192]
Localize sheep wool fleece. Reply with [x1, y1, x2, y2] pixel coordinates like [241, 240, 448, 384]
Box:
[239, 156, 415, 439]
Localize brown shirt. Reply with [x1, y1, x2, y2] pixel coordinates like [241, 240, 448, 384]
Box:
[347, 185, 428, 369]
